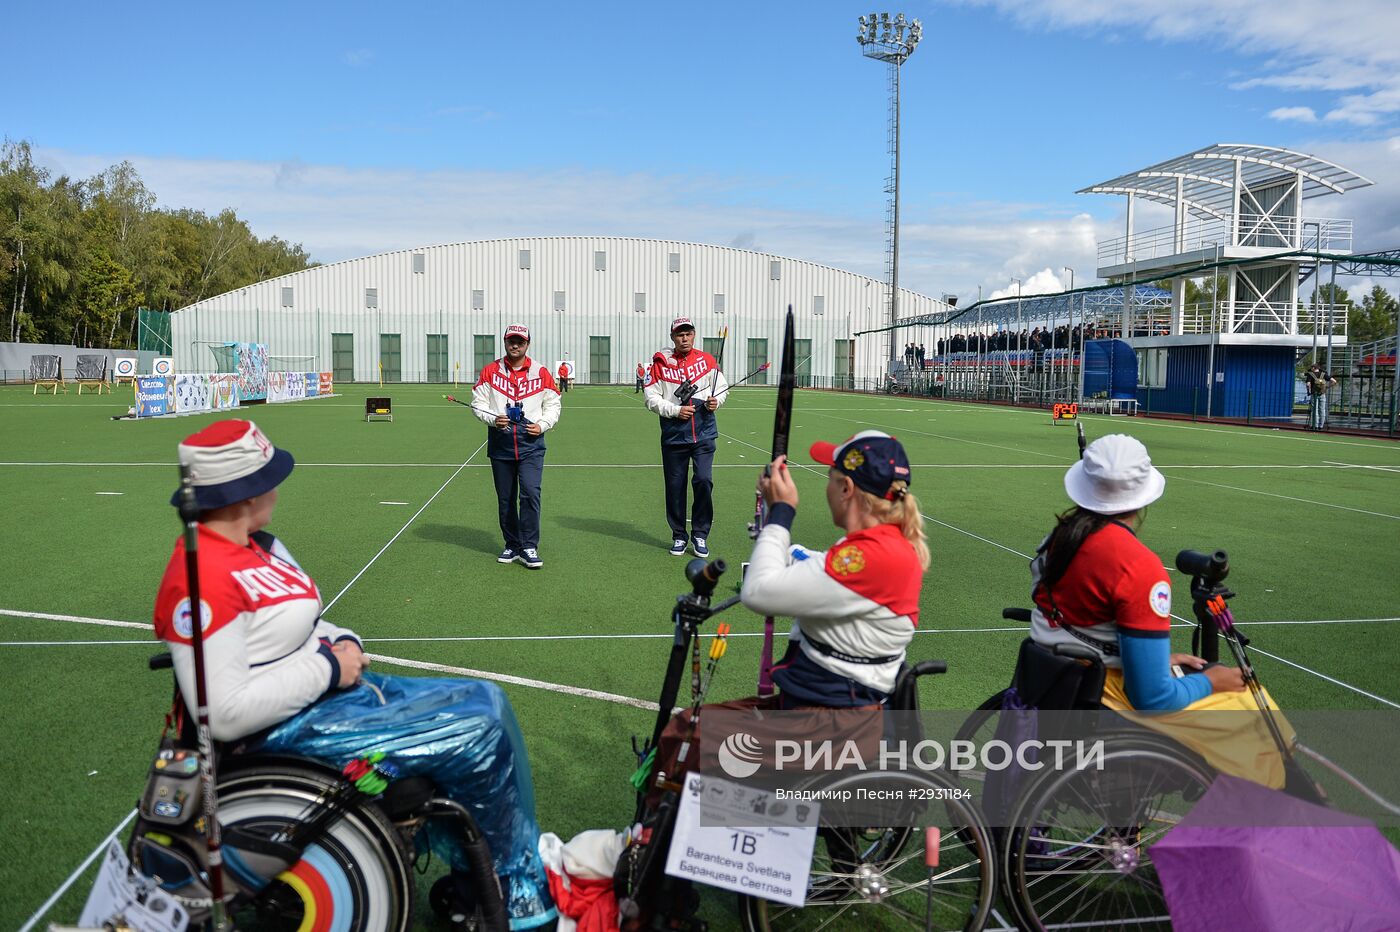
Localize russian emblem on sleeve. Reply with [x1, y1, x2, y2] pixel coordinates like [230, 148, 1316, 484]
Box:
[830, 544, 866, 576]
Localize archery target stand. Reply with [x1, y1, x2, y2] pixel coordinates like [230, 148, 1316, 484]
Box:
[366, 397, 393, 422]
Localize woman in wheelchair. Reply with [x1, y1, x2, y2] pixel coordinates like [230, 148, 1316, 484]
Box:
[1028, 433, 1292, 788]
[152, 419, 555, 929]
[651, 430, 928, 789]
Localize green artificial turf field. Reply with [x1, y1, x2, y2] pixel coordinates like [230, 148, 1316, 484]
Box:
[2, 382, 1398, 929]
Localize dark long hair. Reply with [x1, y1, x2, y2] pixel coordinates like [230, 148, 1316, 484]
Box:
[1038, 506, 1117, 593]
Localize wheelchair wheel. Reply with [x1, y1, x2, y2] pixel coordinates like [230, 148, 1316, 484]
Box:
[737, 770, 996, 932]
[1003, 737, 1213, 931]
[219, 762, 416, 932]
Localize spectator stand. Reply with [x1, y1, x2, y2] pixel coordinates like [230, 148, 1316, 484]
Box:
[75, 355, 111, 394]
[30, 355, 65, 395]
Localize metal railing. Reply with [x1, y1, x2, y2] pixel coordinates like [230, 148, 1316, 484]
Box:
[1096, 216, 1353, 265]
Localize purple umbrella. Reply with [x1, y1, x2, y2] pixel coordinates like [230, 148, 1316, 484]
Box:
[1152, 774, 1400, 931]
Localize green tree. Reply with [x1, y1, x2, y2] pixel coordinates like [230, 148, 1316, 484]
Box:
[1351, 285, 1399, 345]
[0, 143, 315, 346]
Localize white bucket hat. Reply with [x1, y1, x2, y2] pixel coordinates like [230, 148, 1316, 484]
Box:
[1064, 434, 1165, 514]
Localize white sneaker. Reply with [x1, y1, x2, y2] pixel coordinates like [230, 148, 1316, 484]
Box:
[521, 548, 543, 569]
[669, 539, 688, 556]
[692, 537, 710, 558]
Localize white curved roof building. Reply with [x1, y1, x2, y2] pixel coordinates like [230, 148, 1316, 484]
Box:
[170, 236, 947, 385]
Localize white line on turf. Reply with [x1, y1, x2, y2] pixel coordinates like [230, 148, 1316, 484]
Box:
[17, 809, 137, 932]
[378, 501, 409, 505]
[8, 615, 1400, 649]
[1162, 472, 1400, 520]
[1246, 645, 1400, 710]
[321, 439, 487, 614]
[94, 491, 124, 495]
[0, 608, 149, 629]
[366, 654, 658, 711]
[1323, 460, 1400, 473]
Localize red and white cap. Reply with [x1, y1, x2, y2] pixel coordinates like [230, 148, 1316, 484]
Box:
[169, 419, 295, 511]
[670, 317, 695, 333]
[504, 324, 531, 341]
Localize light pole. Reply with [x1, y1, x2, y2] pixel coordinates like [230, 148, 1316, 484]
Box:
[857, 11, 922, 370]
[1012, 277, 1023, 403]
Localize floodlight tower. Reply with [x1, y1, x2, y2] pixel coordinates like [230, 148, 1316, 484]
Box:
[857, 11, 922, 368]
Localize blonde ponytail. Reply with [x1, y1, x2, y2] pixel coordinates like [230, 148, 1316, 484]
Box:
[858, 481, 930, 570]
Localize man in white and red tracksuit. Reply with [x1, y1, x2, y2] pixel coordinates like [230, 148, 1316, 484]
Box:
[643, 317, 729, 558]
[471, 324, 562, 569]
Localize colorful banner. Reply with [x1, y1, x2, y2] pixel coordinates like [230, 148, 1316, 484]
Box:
[304, 372, 319, 397]
[174, 374, 213, 413]
[210, 375, 239, 410]
[135, 377, 173, 417]
[286, 371, 307, 401]
[266, 370, 290, 403]
[231, 342, 268, 400]
[318, 372, 333, 395]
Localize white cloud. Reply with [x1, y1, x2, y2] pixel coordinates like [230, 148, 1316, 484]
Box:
[953, 0, 1400, 128]
[32, 135, 1399, 311]
[988, 268, 1068, 300]
[342, 49, 375, 67]
[32, 146, 1117, 306]
[1269, 106, 1317, 123]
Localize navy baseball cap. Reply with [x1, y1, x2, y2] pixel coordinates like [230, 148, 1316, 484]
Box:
[809, 430, 912, 501]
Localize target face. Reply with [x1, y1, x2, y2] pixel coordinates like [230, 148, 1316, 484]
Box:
[153, 357, 174, 377]
[114, 357, 137, 378]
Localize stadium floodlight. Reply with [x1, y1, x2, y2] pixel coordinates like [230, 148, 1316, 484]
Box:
[857, 9, 923, 367]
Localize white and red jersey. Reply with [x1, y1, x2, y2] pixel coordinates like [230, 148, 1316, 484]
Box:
[470, 356, 562, 460]
[153, 527, 361, 742]
[741, 521, 921, 696]
[643, 348, 728, 445]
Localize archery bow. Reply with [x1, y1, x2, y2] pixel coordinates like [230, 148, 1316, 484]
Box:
[752, 306, 796, 697]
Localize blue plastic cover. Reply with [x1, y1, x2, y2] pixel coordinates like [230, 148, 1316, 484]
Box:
[247, 671, 555, 928]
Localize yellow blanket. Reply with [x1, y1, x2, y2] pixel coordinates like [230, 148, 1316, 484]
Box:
[1099, 669, 1295, 789]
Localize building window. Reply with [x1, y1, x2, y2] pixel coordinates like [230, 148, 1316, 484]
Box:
[412, 253, 425, 274]
[634, 292, 647, 313]
[813, 295, 825, 316]
[472, 289, 485, 311]
[281, 287, 294, 307]
[553, 290, 566, 312]
[365, 287, 378, 309]
[594, 250, 606, 271]
[769, 261, 781, 281]
[668, 252, 681, 273]
[518, 249, 531, 270]
[713, 293, 726, 314]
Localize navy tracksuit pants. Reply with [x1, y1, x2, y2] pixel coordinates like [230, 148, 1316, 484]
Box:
[490, 452, 544, 551]
[661, 439, 715, 540]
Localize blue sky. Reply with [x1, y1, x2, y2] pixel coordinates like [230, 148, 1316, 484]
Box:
[8, 0, 1400, 301]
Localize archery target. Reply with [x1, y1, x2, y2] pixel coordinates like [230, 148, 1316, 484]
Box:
[152, 357, 174, 377]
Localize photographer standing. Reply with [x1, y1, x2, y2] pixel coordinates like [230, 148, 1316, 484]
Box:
[644, 317, 728, 557]
[471, 324, 561, 568]
[1304, 363, 1337, 430]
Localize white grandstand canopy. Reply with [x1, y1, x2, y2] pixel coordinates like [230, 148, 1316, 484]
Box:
[1078, 143, 1374, 220]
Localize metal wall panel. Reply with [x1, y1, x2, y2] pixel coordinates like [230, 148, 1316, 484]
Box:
[170, 237, 945, 383]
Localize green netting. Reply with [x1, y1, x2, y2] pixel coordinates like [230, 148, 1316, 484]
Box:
[207, 344, 237, 373]
[137, 308, 172, 353]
